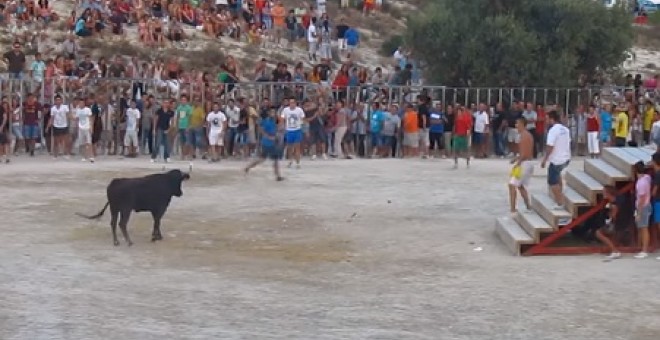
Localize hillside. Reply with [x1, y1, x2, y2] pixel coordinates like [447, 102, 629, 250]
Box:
[0, 1, 410, 76]
[1, 1, 657, 83]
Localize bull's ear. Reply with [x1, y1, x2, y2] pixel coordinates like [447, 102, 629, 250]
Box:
[182, 173, 191, 181]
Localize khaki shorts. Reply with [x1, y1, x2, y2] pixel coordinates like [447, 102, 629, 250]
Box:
[418, 128, 430, 147]
[78, 128, 92, 145]
[124, 130, 139, 147]
[208, 130, 224, 146]
[509, 161, 535, 188]
[507, 128, 519, 143]
[403, 132, 419, 147]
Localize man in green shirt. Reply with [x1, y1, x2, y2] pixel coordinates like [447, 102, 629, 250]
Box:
[176, 94, 193, 160]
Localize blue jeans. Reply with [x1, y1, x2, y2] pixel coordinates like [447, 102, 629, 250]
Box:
[548, 161, 569, 186]
[493, 131, 505, 156]
[141, 128, 153, 154]
[227, 127, 238, 156]
[188, 127, 204, 151]
[151, 129, 170, 160]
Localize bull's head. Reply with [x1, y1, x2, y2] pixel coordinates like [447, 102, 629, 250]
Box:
[166, 169, 191, 197]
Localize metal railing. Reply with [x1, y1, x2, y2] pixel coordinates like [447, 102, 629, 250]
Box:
[1, 76, 655, 107]
[0, 77, 657, 158]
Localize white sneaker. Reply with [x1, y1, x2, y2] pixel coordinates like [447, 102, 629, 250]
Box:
[165, 158, 171, 163]
[150, 159, 156, 163]
[634, 252, 648, 259]
[311, 154, 317, 160]
[81, 158, 86, 162]
[605, 252, 621, 261]
[656, 256, 660, 261]
[322, 153, 328, 160]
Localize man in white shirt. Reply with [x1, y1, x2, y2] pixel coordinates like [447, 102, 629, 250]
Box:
[473, 103, 490, 158]
[206, 102, 227, 162]
[75, 98, 94, 163]
[124, 100, 141, 157]
[307, 17, 318, 62]
[281, 98, 305, 169]
[541, 110, 572, 210]
[225, 99, 240, 157]
[48, 95, 70, 158]
[521, 102, 538, 158]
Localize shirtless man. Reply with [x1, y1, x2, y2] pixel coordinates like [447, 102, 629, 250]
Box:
[509, 117, 534, 214]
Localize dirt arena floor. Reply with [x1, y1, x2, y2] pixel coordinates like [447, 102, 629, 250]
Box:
[0, 155, 659, 340]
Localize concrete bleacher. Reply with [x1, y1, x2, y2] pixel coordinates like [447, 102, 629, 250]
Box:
[495, 147, 656, 256]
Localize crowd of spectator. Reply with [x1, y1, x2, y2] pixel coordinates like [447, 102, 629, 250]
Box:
[1, 0, 659, 168]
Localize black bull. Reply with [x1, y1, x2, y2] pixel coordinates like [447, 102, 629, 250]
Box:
[76, 170, 191, 246]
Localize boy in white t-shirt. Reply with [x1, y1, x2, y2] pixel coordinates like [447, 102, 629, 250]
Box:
[75, 98, 94, 163]
[206, 102, 227, 162]
[280, 98, 305, 169]
[307, 17, 318, 61]
[650, 110, 660, 152]
[541, 110, 572, 210]
[47, 94, 70, 158]
[124, 100, 141, 157]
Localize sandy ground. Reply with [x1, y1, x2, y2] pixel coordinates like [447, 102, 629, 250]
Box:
[0, 155, 659, 340]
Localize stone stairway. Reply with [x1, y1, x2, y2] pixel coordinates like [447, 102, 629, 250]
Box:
[495, 147, 655, 256]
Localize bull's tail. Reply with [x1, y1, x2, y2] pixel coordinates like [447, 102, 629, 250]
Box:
[75, 202, 110, 220]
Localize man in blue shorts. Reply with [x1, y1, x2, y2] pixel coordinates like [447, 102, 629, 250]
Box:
[599, 104, 612, 146]
[541, 111, 572, 210]
[280, 98, 305, 169]
[369, 102, 385, 157]
[244, 109, 284, 181]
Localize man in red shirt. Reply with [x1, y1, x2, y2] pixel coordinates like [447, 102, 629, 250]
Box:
[452, 106, 472, 169]
[22, 93, 42, 156]
[535, 103, 546, 157]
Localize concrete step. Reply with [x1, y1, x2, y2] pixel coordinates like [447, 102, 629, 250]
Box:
[584, 158, 628, 186]
[622, 147, 653, 166]
[638, 146, 656, 157]
[563, 186, 591, 217]
[513, 211, 555, 243]
[565, 170, 604, 204]
[495, 216, 534, 256]
[531, 193, 573, 227]
[601, 147, 643, 177]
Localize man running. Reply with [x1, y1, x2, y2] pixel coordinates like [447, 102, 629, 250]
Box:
[48, 95, 70, 159]
[245, 108, 284, 181]
[281, 98, 305, 169]
[509, 117, 534, 214]
[541, 111, 571, 210]
[206, 102, 227, 162]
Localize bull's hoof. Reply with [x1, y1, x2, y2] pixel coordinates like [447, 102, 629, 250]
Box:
[113, 240, 120, 246]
